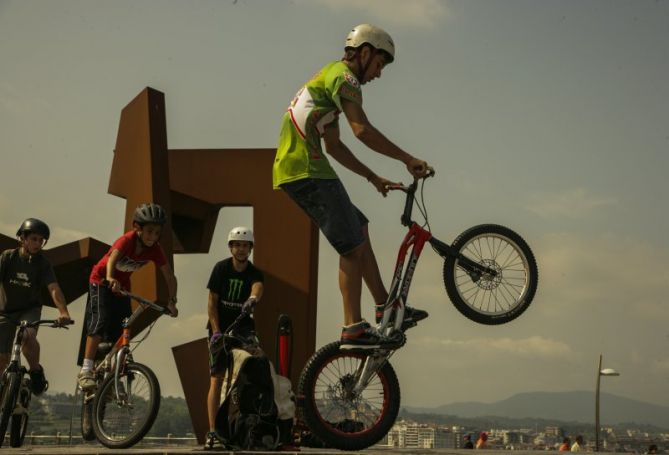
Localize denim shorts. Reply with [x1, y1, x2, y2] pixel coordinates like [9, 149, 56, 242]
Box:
[281, 178, 368, 255]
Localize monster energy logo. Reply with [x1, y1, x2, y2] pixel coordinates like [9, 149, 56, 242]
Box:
[227, 279, 244, 301]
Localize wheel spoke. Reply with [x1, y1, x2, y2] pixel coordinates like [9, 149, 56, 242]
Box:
[450, 231, 533, 317]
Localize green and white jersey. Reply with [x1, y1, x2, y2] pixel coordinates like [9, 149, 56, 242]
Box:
[273, 61, 363, 188]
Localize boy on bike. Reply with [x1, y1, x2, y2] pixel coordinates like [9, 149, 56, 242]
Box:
[205, 226, 264, 448]
[0, 218, 71, 395]
[77, 203, 178, 390]
[273, 24, 431, 349]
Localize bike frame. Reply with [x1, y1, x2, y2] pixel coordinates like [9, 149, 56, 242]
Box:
[354, 176, 498, 394]
[88, 291, 170, 403]
[2, 322, 32, 417]
[1, 319, 70, 444]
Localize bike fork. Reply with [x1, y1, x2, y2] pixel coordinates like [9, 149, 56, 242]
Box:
[353, 352, 390, 395]
[114, 348, 130, 404]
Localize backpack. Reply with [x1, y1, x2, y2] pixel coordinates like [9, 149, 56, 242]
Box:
[215, 346, 281, 450]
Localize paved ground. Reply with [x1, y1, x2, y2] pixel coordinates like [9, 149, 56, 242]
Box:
[0, 447, 555, 455]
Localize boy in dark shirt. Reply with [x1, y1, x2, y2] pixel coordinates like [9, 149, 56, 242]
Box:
[205, 226, 264, 446]
[0, 218, 71, 395]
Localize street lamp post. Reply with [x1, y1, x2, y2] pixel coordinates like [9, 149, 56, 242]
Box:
[595, 354, 620, 452]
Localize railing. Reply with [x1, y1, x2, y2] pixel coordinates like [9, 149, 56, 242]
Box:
[11, 432, 198, 446]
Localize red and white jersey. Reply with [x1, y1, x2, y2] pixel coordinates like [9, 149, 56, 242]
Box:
[90, 231, 167, 290]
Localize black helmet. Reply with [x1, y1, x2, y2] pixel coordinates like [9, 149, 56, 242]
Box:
[133, 203, 167, 226]
[16, 218, 51, 240]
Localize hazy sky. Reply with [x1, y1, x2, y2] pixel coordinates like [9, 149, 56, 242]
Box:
[1, 0, 668, 412]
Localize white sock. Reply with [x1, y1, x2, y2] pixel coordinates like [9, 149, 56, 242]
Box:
[81, 359, 94, 371]
[344, 320, 366, 329]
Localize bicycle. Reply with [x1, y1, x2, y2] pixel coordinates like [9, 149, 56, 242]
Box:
[297, 170, 539, 450]
[0, 318, 74, 448]
[78, 287, 173, 448]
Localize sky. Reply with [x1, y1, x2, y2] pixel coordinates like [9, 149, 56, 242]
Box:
[1, 0, 668, 413]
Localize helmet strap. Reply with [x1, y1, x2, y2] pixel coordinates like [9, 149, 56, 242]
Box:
[354, 47, 374, 82]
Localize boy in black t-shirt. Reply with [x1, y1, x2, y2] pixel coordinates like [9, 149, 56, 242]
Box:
[0, 219, 71, 395]
[205, 226, 264, 446]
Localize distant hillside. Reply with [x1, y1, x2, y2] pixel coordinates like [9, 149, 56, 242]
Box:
[406, 391, 669, 429]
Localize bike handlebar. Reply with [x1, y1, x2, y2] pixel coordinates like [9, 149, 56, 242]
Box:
[101, 280, 174, 316]
[117, 290, 174, 316]
[224, 308, 254, 335]
[6, 318, 75, 329]
[388, 167, 435, 226]
[387, 167, 436, 193]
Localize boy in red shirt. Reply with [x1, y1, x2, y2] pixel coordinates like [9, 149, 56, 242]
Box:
[77, 203, 178, 390]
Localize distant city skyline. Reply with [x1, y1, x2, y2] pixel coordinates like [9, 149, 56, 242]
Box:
[1, 0, 668, 407]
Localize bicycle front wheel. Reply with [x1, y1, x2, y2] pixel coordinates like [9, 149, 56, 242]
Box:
[297, 341, 400, 451]
[9, 413, 28, 447]
[92, 362, 160, 448]
[443, 224, 538, 324]
[0, 372, 20, 447]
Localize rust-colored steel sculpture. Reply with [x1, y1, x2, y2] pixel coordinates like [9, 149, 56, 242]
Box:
[111, 88, 319, 442]
[1, 88, 319, 442]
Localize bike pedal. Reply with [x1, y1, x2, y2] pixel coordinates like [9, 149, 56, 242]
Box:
[389, 331, 407, 348]
[401, 320, 418, 331]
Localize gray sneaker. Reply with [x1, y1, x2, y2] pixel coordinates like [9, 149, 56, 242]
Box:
[340, 321, 403, 351]
[77, 370, 96, 391]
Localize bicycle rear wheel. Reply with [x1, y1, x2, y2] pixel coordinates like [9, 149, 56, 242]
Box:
[298, 341, 400, 451]
[443, 224, 538, 324]
[0, 372, 21, 447]
[92, 362, 160, 448]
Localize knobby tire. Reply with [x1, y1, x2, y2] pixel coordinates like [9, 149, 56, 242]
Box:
[92, 362, 160, 448]
[9, 413, 28, 447]
[298, 341, 401, 451]
[443, 223, 538, 324]
[0, 372, 20, 447]
[81, 396, 95, 441]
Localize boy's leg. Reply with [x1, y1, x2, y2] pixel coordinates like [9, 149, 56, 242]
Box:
[14, 307, 50, 395]
[359, 225, 389, 305]
[0, 315, 15, 372]
[83, 335, 102, 360]
[21, 328, 40, 370]
[78, 283, 107, 390]
[207, 375, 224, 431]
[339, 245, 364, 325]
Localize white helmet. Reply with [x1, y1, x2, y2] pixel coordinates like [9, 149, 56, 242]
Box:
[345, 24, 395, 63]
[227, 226, 254, 245]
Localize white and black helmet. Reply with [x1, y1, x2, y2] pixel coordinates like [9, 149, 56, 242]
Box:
[227, 226, 254, 245]
[345, 24, 395, 63]
[133, 203, 167, 226]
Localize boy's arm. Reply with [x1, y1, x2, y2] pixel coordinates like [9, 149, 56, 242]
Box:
[208, 291, 221, 334]
[323, 123, 397, 197]
[105, 249, 122, 292]
[159, 263, 178, 317]
[340, 98, 429, 178]
[241, 281, 264, 313]
[47, 282, 71, 323]
[250, 281, 264, 301]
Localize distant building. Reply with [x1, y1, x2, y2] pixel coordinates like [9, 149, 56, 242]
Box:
[545, 426, 563, 437]
[379, 421, 437, 448]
